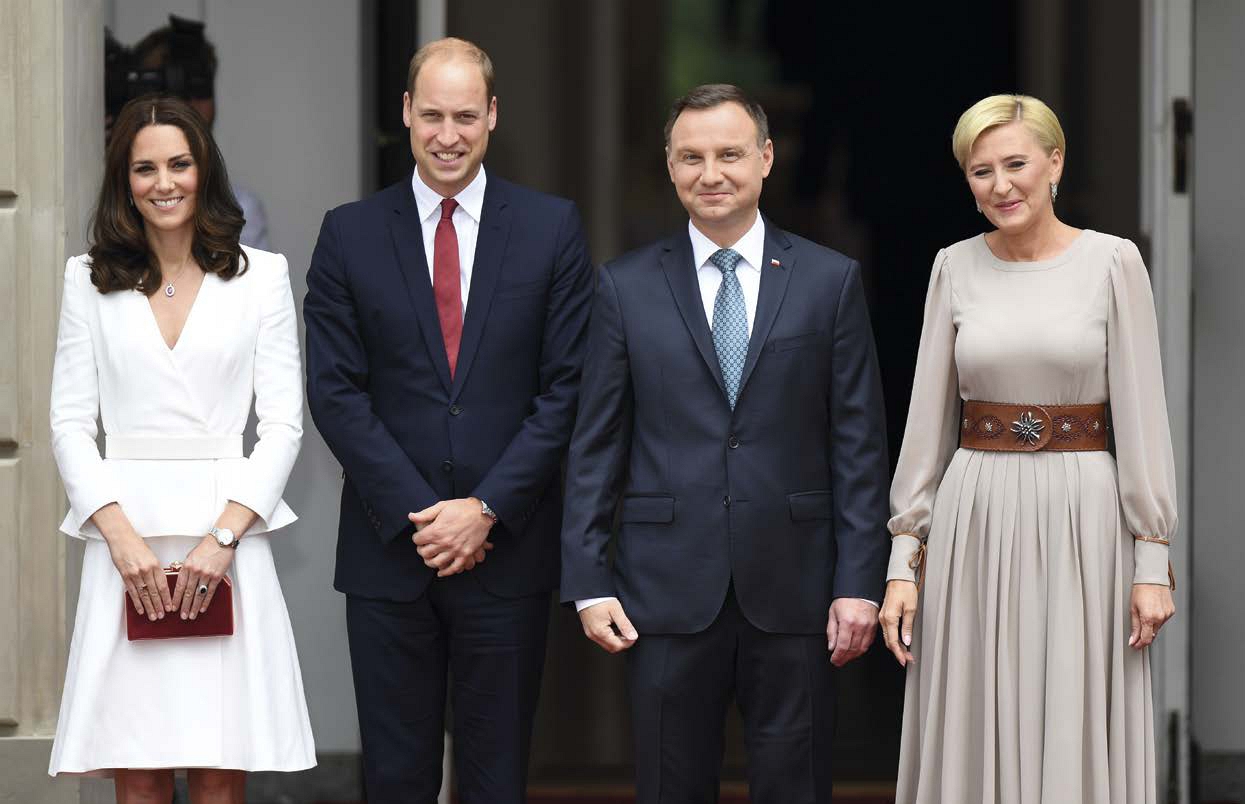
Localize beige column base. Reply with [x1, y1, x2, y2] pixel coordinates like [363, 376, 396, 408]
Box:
[0, 738, 78, 804]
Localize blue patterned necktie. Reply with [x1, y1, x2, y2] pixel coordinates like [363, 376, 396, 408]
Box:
[709, 248, 748, 409]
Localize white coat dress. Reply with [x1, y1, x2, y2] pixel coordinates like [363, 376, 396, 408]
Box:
[47, 246, 316, 775]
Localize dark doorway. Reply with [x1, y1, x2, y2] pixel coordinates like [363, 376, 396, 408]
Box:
[371, 0, 1152, 793]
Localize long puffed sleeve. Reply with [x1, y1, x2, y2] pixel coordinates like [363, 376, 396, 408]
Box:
[219, 255, 303, 530]
[886, 249, 960, 582]
[1107, 239, 1178, 585]
[50, 258, 121, 537]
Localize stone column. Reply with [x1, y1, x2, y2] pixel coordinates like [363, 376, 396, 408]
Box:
[0, 0, 102, 801]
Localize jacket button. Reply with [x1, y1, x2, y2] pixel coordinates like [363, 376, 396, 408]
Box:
[727, 435, 739, 449]
[449, 404, 462, 416]
[441, 459, 454, 474]
[723, 495, 731, 507]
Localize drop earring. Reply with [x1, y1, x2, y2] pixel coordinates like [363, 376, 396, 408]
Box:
[1050, 182, 1059, 202]
[975, 200, 982, 214]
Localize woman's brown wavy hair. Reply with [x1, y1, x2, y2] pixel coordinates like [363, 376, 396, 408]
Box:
[87, 94, 248, 294]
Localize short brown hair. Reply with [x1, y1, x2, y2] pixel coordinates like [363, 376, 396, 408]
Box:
[664, 84, 770, 149]
[87, 94, 248, 295]
[406, 37, 495, 99]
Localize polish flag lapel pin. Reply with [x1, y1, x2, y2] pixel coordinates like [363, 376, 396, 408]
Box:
[769, 257, 782, 268]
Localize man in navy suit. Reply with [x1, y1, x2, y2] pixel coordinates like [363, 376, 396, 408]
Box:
[305, 38, 592, 803]
[561, 84, 890, 803]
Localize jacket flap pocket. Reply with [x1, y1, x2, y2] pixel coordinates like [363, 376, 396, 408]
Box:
[621, 495, 675, 523]
[788, 490, 833, 521]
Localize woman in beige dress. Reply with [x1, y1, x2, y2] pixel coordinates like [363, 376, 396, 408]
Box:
[879, 94, 1177, 804]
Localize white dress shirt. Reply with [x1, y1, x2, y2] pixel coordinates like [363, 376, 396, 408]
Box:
[690, 211, 765, 332]
[575, 212, 877, 614]
[410, 165, 487, 314]
[234, 184, 271, 252]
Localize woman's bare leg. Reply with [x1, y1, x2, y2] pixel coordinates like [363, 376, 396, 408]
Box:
[114, 768, 175, 804]
[187, 768, 246, 804]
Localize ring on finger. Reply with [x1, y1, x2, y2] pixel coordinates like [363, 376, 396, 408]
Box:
[197, 584, 209, 596]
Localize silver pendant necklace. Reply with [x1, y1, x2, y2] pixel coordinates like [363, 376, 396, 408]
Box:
[163, 254, 193, 298]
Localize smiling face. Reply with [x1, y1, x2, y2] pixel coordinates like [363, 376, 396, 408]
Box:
[128, 123, 199, 236]
[965, 121, 1063, 235]
[403, 55, 497, 198]
[666, 101, 773, 242]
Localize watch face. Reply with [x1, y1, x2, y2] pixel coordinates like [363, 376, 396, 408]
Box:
[214, 528, 236, 546]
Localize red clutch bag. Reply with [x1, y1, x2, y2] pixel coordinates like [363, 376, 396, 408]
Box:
[125, 564, 234, 640]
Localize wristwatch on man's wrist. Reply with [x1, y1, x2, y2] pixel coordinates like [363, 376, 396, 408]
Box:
[209, 526, 239, 549]
[479, 500, 498, 525]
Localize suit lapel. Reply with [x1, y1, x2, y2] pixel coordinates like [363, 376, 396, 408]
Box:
[450, 180, 511, 400]
[661, 234, 728, 399]
[737, 221, 794, 400]
[388, 179, 453, 393]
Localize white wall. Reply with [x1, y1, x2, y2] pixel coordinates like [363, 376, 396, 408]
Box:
[106, 0, 366, 754]
[1192, 0, 1245, 754]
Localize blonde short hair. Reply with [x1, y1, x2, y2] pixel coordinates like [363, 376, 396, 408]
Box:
[406, 37, 495, 99]
[951, 94, 1065, 170]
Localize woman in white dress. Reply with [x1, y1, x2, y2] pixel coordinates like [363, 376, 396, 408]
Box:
[879, 95, 1177, 803]
[48, 95, 315, 801]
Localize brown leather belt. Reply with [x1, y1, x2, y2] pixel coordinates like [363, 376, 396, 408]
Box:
[959, 400, 1110, 452]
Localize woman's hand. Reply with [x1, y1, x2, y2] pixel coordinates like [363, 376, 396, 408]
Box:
[1129, 583, 1175, 649]
[172, 536, 236, 620]
[880, 579, 919, 667]
[104, 526, 172, 621]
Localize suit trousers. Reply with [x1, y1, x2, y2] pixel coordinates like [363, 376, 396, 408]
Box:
[346, 573, 550, 804]
[627, 586, 837, 804]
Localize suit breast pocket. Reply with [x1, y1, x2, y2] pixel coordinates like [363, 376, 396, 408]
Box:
[767, 331, 825, 353]
[494, 278, 547, 302]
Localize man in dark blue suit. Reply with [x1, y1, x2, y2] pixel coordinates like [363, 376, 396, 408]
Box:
[305, 38, 592, 804]
[561, 84, 890, 803]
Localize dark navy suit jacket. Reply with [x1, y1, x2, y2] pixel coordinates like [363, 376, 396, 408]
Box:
[306, 174, 593, 602]
[560, 220, 889, 634]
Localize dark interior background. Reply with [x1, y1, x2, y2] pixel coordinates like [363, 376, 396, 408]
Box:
[370, 0, 1140, 787]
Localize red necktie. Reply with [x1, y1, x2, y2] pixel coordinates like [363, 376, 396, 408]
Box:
[433, 197, 463, 377]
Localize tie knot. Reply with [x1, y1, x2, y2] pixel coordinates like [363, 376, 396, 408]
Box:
[440, 197, 458, 220]
[709, 248, 743, 274]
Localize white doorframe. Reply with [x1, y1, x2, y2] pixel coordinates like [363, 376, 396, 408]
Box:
[1140, 2, 1193, 802]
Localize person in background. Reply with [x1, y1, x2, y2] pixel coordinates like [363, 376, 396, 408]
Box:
[47, 95, 314, 801]
[880, 94, 1177, 804]
[304, 37, 593, 803]
[561, 83, 890, 804]
[119, 15, 272, 250]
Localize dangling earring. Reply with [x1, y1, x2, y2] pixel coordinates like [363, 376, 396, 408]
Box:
[1050, 182, 1059, 202]
[127, 195, 134, 207]
[975, 200, 982, 214]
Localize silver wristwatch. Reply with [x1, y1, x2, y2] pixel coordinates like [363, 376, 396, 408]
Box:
[480, 500, 498, 524]
[209, 526, 239, 549]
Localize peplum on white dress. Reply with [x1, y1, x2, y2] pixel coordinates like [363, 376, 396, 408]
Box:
[48, 246, 316, 776]
[886, 230, 1176, 804]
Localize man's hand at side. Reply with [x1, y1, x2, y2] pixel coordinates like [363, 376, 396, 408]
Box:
[410, 498, 494, 577]
[578, 598, 638, 654]
[827, 597, 878, 667]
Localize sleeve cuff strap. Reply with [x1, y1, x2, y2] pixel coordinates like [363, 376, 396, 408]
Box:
[1133, 538, 1171, 586]
[886, 533, 923, 584]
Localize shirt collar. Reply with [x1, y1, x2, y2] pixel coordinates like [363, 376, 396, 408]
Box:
[688, 211, 765, 273]
[411, 165, 487, 225]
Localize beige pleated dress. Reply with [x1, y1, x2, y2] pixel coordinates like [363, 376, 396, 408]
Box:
[886, 230, 1176, 804]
